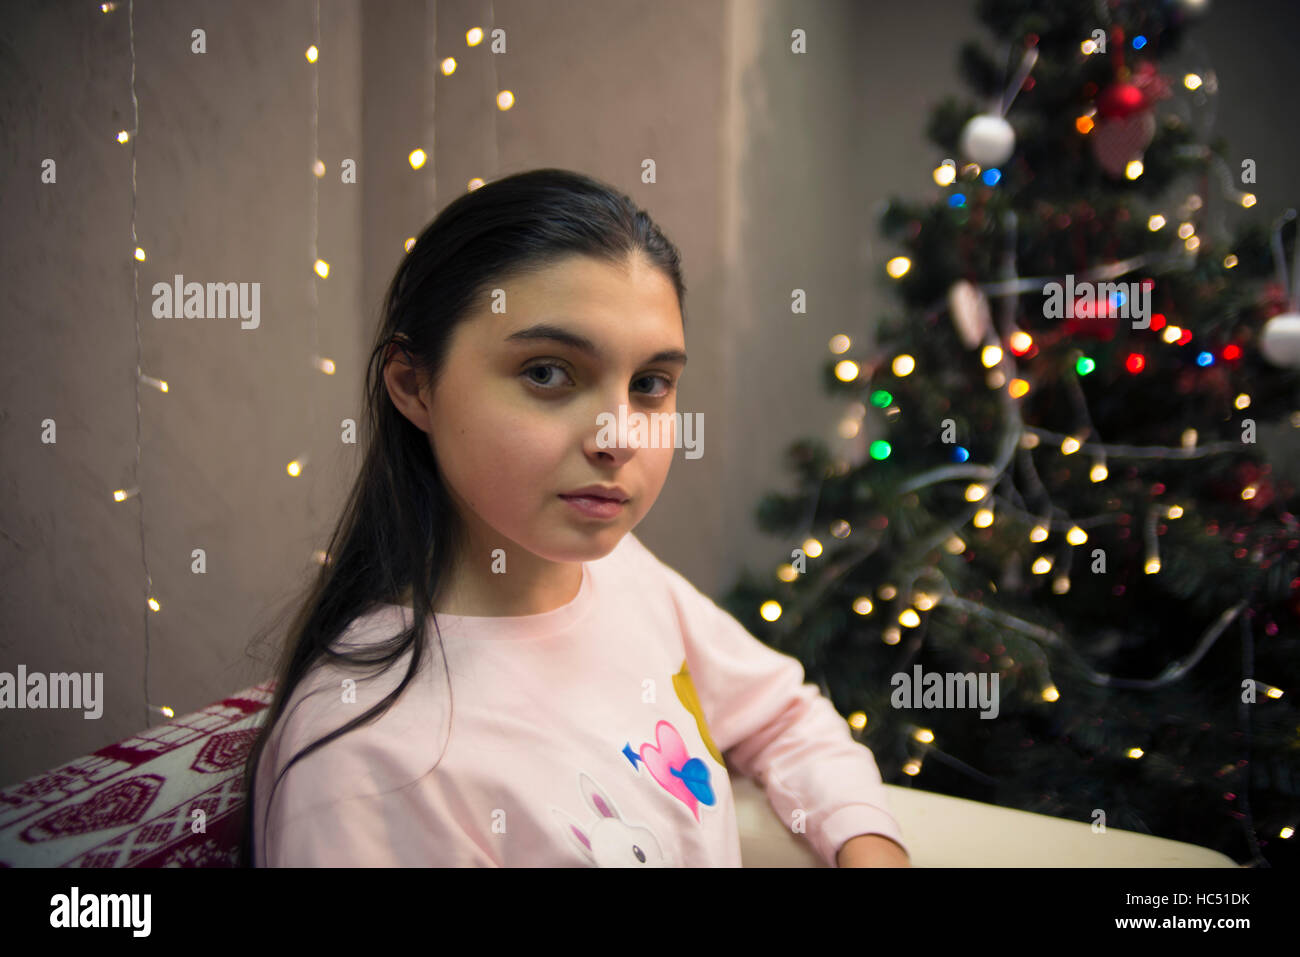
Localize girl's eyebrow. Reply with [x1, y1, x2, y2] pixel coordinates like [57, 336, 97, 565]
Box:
[504, 322, 687, 366]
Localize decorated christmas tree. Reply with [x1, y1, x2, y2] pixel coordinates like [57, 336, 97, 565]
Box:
[722, 0, 1299, 866]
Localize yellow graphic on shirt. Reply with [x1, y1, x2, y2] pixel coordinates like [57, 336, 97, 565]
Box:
[672, 659, 725, 768]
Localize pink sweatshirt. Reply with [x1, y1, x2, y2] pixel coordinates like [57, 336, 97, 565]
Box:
[253, 531, 907, 867]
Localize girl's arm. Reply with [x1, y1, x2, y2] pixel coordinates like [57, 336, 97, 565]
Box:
[836, 833, 911, 868]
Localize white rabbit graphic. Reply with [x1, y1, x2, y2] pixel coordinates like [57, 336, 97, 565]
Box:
[551, 771, 669, 867]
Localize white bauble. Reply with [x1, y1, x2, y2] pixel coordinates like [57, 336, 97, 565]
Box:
[959, 113, 1016, 167]
[1260, 313, 1300, 368]
[948, 280, 991, 349]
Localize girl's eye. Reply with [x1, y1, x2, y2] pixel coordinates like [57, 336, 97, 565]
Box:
[522, 364, 675, 397]
[523, 363, 575, 390]
[635, 375, 674, 398]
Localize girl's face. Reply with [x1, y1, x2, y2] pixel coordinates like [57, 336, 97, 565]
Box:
[390, 253, 686, 566]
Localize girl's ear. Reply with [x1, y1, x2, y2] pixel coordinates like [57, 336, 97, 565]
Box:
[387, 333, 413, 362]
[383, 343, 433, 432]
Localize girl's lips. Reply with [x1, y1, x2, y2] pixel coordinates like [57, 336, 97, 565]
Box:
[558, 494, 626, 520]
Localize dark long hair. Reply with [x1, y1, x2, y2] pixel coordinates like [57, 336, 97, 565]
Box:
[237, 168, 686, 867]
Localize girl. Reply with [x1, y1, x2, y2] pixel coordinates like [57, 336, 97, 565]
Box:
[239, 168, 909, 868]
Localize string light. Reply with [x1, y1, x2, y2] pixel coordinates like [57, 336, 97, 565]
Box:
[886, 256, 911, 278]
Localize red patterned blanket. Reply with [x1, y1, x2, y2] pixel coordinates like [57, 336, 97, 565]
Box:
[0, 682, 274, 867]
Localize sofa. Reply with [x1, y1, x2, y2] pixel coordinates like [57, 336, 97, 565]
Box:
[0, 681, 1239, 867]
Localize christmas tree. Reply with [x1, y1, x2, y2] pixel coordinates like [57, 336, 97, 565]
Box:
[721, 0, 1299, 867]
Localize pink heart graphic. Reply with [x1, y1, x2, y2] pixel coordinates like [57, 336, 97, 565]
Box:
[639, 720, 699, 820]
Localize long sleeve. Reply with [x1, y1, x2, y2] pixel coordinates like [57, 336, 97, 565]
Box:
[663, 562, 909, 867]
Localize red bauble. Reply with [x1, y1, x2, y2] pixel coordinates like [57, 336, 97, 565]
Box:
[1091, 65, 1173, 178]
[1096, 81, 1149, 119]
[1066, 296, 1119, 339]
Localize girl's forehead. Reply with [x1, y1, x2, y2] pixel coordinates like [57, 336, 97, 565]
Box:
[491, 317, 686, 366]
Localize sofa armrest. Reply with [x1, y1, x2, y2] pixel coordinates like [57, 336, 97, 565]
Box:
[731, 774, 1240, 867]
